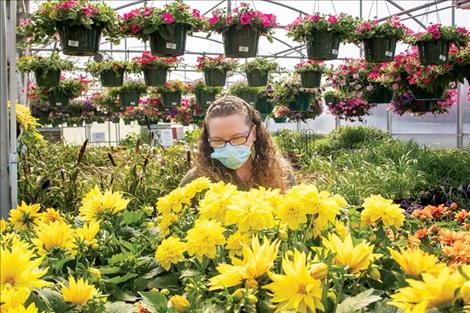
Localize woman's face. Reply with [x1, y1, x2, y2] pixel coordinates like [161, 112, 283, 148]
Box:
[207, 114, 256, 149]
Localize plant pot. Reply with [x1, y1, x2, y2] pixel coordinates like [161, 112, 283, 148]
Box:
[149, 24, 187, 56]
[161, 92, 182, 108]
[120, 90, 140, 107]
[35, 69, 60, 88]
[411, 100, 435, 113]
[235, 91, 258, 106]
[300, 70, 323, 88]
[366, 84, 394, 104]
[246, 70, 269, 87]
[222, 25, 260, 58]
[143, 68, 168, 86]
[417, 39, 450, 65]
[124, 119, 132, 125]
[306, 31, 341, 60]
[363, 37, 397, 63]
[204, 69, 227, 87]
[273, 117, 287, 123]
[255, 98, 274, 118]
[138, 119, 147, 126]
[58, 23, 103, 56]
[196, 91, 217, 110]
[100, 69, 124, 87]
[409, 85, 447, 101]
[47, 94, 70, 107]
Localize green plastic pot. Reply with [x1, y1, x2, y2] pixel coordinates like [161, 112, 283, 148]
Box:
[289, 92, 311, 112]
[411, 100, 435, 113]
[363, 37, 397, 63]
[143, 68, 168, 86]
[124, 119, 132, 125]
[417, 39, 450, 65]
[100, 69, 124, 87]
[204, 69, 227, 87]
[35, 69, 60, 88]
[366, 84, 394, 104]
[300, 70, 323, 88]
[255, 98, 274, 117]
[195, 91, 217, 110]
[149, 24, 187, 57]
[324, 95, 339, 106]
[246, 70, 269, 87]
[306, 31, 341, 60]
[161, 92, 182, 108]
[235, 91, 258, 106]
[273, 117, 287, 123]
[223, 25, 260, 58]
[58, 23, 103, 56]
[409, 85, 447, 101]
[119, 90, 140, 107]
[47, 94, 70, 107]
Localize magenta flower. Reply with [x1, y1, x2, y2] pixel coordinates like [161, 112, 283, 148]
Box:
[328, 15, 337, 24]
[261, 14, 277, 28]
[208, 15, 220, 25]
[308, 14, 321, 22]
[162, 12, 175, 24]
[240, 12, 252, 25]
[131, 24, 141, 34]
[226, 16, 233, 25]
[192, 9, 200, 18]
[143, 7, 153, 16]
[56, 0, 78, 10]
[81, 6, 94, 17]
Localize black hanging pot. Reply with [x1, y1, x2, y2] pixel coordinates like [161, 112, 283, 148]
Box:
[300, 70, 323, 88]
[119, 90, 140, 107]
[235, 91, 258, 106]
[149, 23, 187, 57]
[411, 100, 435, 113]
[47, 94, 70, 107]
[124, 119, 132, 125]
[222, 25, 260, 58]
[324, 95, 339, 106]
[204, 69, 227, 87]
[409, 85, 447, 101]
[273, 117, 287, 123]
[416, 39, 450, 65]
[306, 31, 341, 60]
[35, 69, 60, 88]
[363, 37, 397, 63]
[246, 70, 269, 87]
[289, 92, 311, 112]
[255, 98, 274, 118]
[161, 91, 182, 108]
[143, 68, 168, 86]
[58, 23, 103, 56]
[100, 69, 124, 87]
[366, 84, 394, 104]
[196, 91, 217, 111]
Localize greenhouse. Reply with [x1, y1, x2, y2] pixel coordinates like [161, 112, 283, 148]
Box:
[1, 0, 470, 312]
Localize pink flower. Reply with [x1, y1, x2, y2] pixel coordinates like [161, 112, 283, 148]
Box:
[261, 14, 276, 28]
[123, 9, 140, 20]
[432, 31, 441, 40]
[143, 7, 153, 16]
[192, 9, 200, 18]
[308, 14, 321, 22]
[226, 16, 233, 25]
[240, 12, 252, 25]
[131, 24, 141, 34]
[162, 12, 175, 24]
[456, 27, 467, 34]
[55, 0, 78, 10]
[81, 6, 94, 17]
[328, 15, 337, 24]
[208, 15, 220, 25]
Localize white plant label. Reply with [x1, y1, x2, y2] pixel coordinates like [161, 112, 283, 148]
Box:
[206, 101, 211, 104]
[332, 49, 339, 55]
[172, 102, 177, 105]
[166, 42, 177, 49]
[385, 51, 393, 57]
[56, 102, 62, 107]
[239, 46, 249, 52]
[439, 55, 447, 61]
[130, 102, 136, 106]
[68, 40, 79, 47]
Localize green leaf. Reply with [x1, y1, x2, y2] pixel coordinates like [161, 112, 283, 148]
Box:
[99, 266, 122, 275]
[147, 274, 179, 290]
[120, 211, 144, 226]
[105, 301, 136, 313]
[109, 253, 127, 265]
[50, 257, 74, 272]
[104, 272, 138, 285]
[336, 289, 383, 313]
[179, 269, 200, 278]
[138, 291, 175, 313]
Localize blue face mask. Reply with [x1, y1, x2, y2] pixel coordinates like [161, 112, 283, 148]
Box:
[211, 144, 251, 170]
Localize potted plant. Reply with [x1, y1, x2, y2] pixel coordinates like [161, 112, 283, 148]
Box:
[241, 58, 278, 87]
[405, 24, 469, 65]
[324, 91, 374, 122]
[120, 1, 204, 56]
[353, 17, 408, 62]
[140, 97, 164, 125]
[287, 13, 358, 60]
[45, 77, 90, 107]
[272, 105, 289, 123]
[18, 0, 119, 56]
[449, 44, 470, 84]
[228, 82, 261, 106]
[255, 85, 275, 119]
[132, 52, 180, 87]
[363, 63, 395, 104]
[191, 81, 222, 112]
[389, 89, 457, 116]
[196, 55, 238, 87]
[18, 54, 73, 88]
[86, 60, 131, 87]
[294, 60, 325, 88]
[155, 80, 190, 108]
[109, 82, 147, 108]
[271, 78, 313, 112]
[206, 3, 277, 58]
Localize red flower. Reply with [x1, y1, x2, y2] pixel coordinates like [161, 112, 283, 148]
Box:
[327, 15, 337, 24]
[240, 12, 252, 25]
[143, 7, 153, 17]
[208, 15, 220, 25]
[192, 9, 200, 18]
[131, 25, 141, 34]
[162, 12, 174, 24]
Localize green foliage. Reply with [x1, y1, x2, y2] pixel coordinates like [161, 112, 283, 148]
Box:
[17, 54, 73, 73]
[228, 82, 263, 96]
[241, 58, 278, 73]
[191, 80, 223, 94]
[86, 60, 131, 76]
[109, 82, 147, 97]
[196, 55, 238, 72]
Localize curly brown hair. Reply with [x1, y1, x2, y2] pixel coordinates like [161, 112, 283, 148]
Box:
[193, 94, 292, 191]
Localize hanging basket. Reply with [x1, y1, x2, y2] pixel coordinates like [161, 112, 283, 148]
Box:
[161, 91, 182, 108]
[306, 31, 341, 60]
[417, 39, 450, 65]
[119, 90, 140, 108]
[411, 100, 435, 113]
[222, 25, 260, 58]
[143, 68, 168, 87]
[47, 94, 70, 107]
[363, 37, 397, 63]
[204, 69, 227, 87]
[149, 24, 187, 57]
[246, 70, 269, 87]
[366, 84, 394, 104]
[100, 69, 124, 87]
[409, 85, 447, 101]
[58, 24, 103, 56]
[235, 91, 258, 106]
[196, 91, 217, 111]
[255, 98, 274, 118]
[273, 117, 287, 123]
[324, 95, 339, 106]
[289, 92, 311, 112]
[35, 69, 60, 88]
[124, 119, 132, 125]
[300, 70, 323, 88]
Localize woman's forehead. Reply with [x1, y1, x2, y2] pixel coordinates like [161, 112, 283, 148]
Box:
[208, 115, 250, 138]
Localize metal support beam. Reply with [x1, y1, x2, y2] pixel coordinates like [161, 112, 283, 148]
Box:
[262, 0, 309, 16]
[9, 0, 18, 210]
[384, 0, 427, 29]
[401, 6, 454, 22]
[378, 0, 448, 22]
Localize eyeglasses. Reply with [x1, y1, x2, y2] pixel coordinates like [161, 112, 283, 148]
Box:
[208, 125, 254, 148]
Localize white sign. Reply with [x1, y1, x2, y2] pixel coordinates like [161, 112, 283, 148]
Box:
[385, 51, 393, 57]
[92, 132, 106, 142]
[332, 49, 339, 55]
[166, 42, 177, 49]
[239, 46, 249, 52]
[68, 40, 79, 47]
[439, 55, 447, 61]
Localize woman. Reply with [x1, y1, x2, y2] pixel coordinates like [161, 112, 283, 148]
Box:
[180, 95, 295, 191]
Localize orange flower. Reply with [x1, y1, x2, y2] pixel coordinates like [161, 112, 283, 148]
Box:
[442, 239, 470, 266]
[449, 202, 458, 210]
[415, 228, 429, 240]
[439, 229, 469, 246]
[455, 210, 469, 223]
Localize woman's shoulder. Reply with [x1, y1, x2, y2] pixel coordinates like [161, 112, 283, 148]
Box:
[179, 168, 201, 188]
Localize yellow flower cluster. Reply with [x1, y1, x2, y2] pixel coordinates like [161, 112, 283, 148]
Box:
[61, 276, 96, 307]
[155, 236, 187, 271]
[186, 219, 226, 261]
[79, 186, 130, 222]
[361, 195, 405, 228]
[389, 247, 445, 277]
